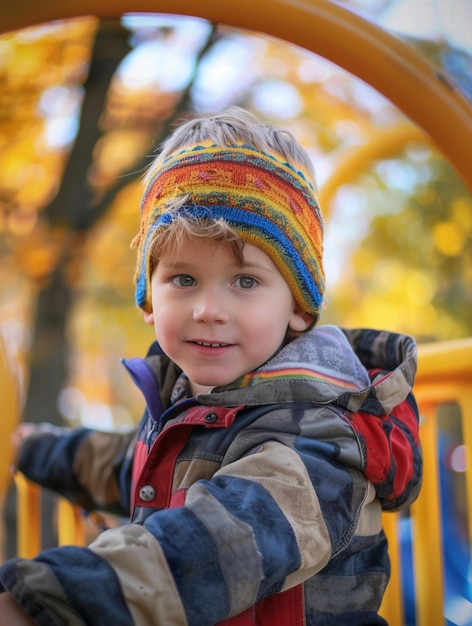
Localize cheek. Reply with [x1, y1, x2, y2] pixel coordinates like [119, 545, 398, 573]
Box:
[243, 309, 288, 346]
[152, 306, 181, 345]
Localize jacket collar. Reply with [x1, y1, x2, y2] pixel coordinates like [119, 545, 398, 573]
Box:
[123, 325, 416, 417]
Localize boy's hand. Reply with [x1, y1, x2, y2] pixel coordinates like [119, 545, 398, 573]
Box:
[10, 422, 38, 468]
[11, 423, 37, 454]
[0, 593, 37, 625]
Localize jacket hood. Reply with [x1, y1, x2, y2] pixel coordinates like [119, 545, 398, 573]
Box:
[196, 325, 417, 414]
[123, 325, 417, 419]
[122, 325, 420, 513]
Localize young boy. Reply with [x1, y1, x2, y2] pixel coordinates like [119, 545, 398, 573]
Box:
[0, 108, 421, 625]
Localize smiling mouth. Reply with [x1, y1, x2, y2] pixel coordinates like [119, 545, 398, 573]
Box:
[193, 340, 231, 348]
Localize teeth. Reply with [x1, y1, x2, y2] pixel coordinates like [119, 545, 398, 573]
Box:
[196, 341, 226, 347]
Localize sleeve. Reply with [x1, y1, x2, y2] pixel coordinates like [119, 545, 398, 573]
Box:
[17, 424, 137, 515]
[0, 440, 373, 625]
[349, 376, 422, 511]
[340, 327, 422, 512]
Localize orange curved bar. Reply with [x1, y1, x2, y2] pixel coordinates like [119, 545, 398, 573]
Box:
[1, 0, 472, 193]
[318, 123, 429, 216]
[416, 336, 472, 385]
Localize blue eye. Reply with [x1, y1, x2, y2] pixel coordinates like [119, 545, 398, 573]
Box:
[172, 274, 195, 287]
[235, 276, 258, 289]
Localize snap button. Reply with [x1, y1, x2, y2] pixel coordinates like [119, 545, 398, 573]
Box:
[139, 485, 156, 502]
[205, 412, 218, 424]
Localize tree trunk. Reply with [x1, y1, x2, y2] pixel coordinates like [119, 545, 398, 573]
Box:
[4, 20, 131, 558]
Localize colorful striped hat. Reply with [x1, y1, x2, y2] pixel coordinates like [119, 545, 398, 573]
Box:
[133, 140, 325, 317]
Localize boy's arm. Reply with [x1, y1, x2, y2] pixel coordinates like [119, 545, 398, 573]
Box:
[349, 381, 422, 511]
[0, 439, 373, 625]
[14, 423, 136, 514]
[0, 594, 36, 626]
[341, 328, 422, 511]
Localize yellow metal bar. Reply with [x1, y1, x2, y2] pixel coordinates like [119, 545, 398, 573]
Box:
[0, 0, 471, 193]
[410, 404, 445, 626]
[379, 512, 404, 624]
[0, 334, 20, 498]
[416, 338, 472, 384]
[319, 124, 429, 217]
[458, 392, 472, 556]
[381, 338, 472, 625]
[57, 498, 85, 546]
[15, 472, 41, 559]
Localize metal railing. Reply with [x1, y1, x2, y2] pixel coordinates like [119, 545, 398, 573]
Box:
[380, 337, 472, 625]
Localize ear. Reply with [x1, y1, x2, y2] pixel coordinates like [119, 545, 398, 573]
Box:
[288, 302, 314, 333]
[143, 310, 154, 326]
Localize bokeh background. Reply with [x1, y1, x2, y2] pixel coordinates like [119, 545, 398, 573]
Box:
[1, 0, 471, 431]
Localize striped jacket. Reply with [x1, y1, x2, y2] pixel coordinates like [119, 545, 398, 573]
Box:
[0, 325, 421, 625]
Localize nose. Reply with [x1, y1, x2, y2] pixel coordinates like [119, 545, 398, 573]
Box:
[192, 287, 229, 324]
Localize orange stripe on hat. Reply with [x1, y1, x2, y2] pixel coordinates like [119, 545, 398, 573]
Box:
[133, 141, 324, 317]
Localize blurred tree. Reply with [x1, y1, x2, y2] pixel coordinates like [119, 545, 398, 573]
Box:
[21, 21, 132, 426]
[0, 16, 223, 556]
[0, 18, 221, 426]
[325, 152, 472, 340]
[316, 34, 472, 340]
[0, 14, 470, 433]
[1, 13, 471, 558]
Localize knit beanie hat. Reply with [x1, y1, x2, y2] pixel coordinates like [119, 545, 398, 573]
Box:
[132, 140, 325, 318]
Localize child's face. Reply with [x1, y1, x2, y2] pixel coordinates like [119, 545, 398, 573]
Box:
[144, 234, 312, 395]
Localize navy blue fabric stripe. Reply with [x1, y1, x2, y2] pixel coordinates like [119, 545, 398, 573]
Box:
[36, 546, 134, 625]
[294, 437, 358, 554]
[17, 429, 95, 511]
[18, 428, 91, 487]
[203, 475, 301, 598]
[143, 506, 230, 624]
[144, 476, 301, 621]
[304, 534, 389, 625]
[307, 609, 388, 625]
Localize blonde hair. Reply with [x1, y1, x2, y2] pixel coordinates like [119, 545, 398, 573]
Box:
[148, 196, 245, 273]
[145, 107, 316, 186]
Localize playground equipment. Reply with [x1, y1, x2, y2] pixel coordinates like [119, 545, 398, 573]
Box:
[1, 0, 472, 193]
[0, 334, 19, 562]
[10, 338, 472, 625]
[0, 334, 19, 501]
[1, 1, 472, 625]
